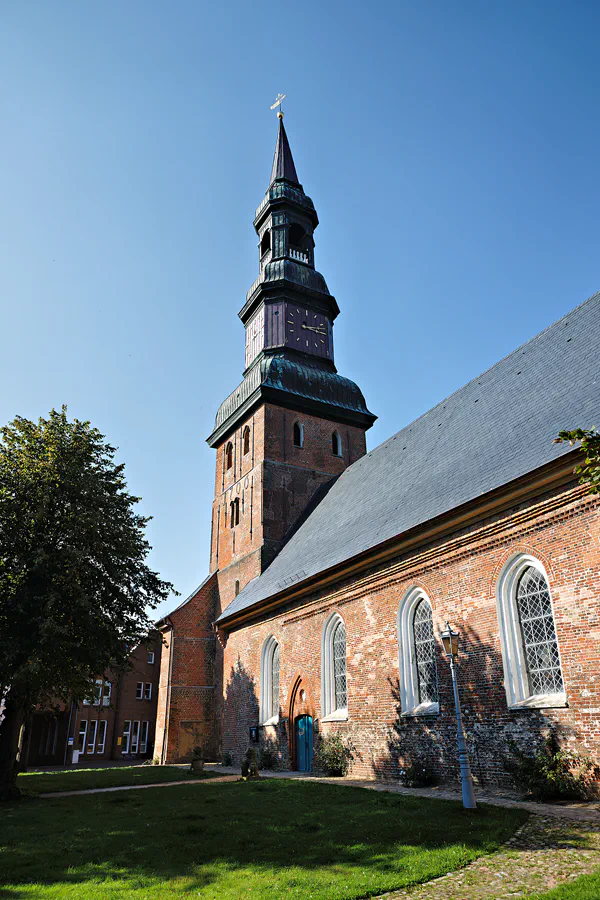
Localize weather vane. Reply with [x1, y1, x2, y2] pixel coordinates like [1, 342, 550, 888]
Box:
[270, 93, 286, 119]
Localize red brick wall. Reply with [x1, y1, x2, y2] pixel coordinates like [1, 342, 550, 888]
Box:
[155, 575, 221, 763]
[220, 483, 600, 786]
[112, 640, 162, 760]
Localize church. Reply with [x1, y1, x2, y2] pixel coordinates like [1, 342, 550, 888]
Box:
[154, 115, 600, 786]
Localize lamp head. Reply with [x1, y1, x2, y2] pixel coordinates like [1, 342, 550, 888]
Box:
[441, 621, 460, 658]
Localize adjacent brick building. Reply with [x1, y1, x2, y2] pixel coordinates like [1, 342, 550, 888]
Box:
[155, 115, 600, 788]
[22, 638, 162, 767]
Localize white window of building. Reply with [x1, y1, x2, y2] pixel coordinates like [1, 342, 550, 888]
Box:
[148, 651, 155, 665]
[97, 720, 107, 754]
[122, 720, 131, 754]
[87, 720, 98, 754]
[397, 587, 440, 717]
[136, 682, 143, 700]
[496, 554, 566, 709]
[103, 681, 112, 707]
[77, 719, 88, 753]
[93, 679, 103, 706]
[144, 683, 152, 700]
[259, 636, 280, 725]
[131, 721, 140, 754]
[321, 613, 348, 721]
[332, 430, 342, 457]
[140, 721, 149, 754]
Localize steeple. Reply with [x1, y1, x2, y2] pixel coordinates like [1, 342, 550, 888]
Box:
[270, 115, 299, 186]
[207, 116, 376, 449]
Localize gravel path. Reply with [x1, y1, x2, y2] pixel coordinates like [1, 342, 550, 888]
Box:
[376, 815, 600, 899]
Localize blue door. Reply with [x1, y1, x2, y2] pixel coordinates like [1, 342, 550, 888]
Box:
[296, 715, 313, 772]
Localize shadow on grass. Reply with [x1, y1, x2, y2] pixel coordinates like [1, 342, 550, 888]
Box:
[0, 778, 533, 900]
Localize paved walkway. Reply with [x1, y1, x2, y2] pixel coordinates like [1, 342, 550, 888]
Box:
[39, 774, 238, 798]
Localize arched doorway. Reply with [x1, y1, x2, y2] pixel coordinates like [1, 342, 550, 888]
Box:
[286, 674, 316, 772]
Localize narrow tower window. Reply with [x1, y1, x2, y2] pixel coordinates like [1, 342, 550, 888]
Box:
[260, 230, 271, 257]
[243, 426, 250, 455]
[293, 422, 304, 448]
[332, 431, 342, 457]
[229, 497, 240, 528]
[225, 442, 233, 470]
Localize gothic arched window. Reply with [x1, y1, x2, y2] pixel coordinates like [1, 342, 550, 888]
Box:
[321, 613, 348, 720]
[293, 421, 304, 448]
[397, 588, 440, 716]
[225, 442, 233, 470]
[243, 426, 250, 455]
[332, 431, 342, 457]
[260, 636, 280, 725]
[496, 554, 566, 708]
[229, 497, 240, 528]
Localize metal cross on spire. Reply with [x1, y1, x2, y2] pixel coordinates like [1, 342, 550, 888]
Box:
[270, 93, 286, 119]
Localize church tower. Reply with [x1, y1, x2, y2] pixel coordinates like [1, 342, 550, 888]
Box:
[207, 115, 376, 610]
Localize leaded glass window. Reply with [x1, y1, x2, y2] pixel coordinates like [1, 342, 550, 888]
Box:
[333, 621, 347, 710]
[413, 599, 438, 704]
[516, 566, 563, 696]
[271, 644, 280, 719]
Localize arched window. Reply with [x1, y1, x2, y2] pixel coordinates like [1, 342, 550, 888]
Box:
[234, 580, 240, 597]
[293, 421, 304, 448]
[496, 555, 565, 708]
[321, 613, 348, 720]
[397, 588, 439, 716]
[229, 497, 240, 528]
[288, 223, 306, 249]
[260, 230, 271, 257]
[243, 426, 250, 455]
[332, 431, 342, 457]
[260, 636, 280, 724]
[225, 442, 233, 470]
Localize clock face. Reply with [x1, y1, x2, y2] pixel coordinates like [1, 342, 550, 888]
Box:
[285, 305, 331, 358]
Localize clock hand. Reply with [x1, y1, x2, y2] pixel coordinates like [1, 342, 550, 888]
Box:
[301, 324, 326, 334]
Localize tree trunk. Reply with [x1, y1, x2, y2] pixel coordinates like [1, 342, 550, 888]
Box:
[0, 694, 25, 800]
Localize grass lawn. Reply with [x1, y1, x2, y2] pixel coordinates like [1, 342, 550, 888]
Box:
[525, 871, 600, 899]
[0, 778, 526, 899]
[17, 765, 212, 794]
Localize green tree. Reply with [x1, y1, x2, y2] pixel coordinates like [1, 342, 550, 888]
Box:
[0, 408, 173, 799]
[554, 428, 600, 494]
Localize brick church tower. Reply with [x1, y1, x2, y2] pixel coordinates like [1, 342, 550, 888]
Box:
[206, 114, 376, 613]
[154, 115, 375, 763]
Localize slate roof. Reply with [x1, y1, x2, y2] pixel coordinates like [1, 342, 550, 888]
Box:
[217, 291, 600, 623]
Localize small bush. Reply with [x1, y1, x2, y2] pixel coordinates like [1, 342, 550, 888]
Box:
[258, 747, 278, 770]
[313, 733, 354, 777]
[222, 751, 233, 767]
[191, 746, 204, 761]
[504, 734, 600, 801]
[401, 761, 437, 788]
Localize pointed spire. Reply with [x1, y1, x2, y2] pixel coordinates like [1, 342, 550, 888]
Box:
[270, 114, 299, 186]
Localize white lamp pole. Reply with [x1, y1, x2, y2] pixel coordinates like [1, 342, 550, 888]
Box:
[440, 622, 477, 810]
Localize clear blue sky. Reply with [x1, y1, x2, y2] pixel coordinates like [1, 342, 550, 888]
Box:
[1, 1, 598, 620]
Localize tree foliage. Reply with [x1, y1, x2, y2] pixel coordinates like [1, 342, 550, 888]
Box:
[0, 408, 174, 798]
[554, 428, 600, 494]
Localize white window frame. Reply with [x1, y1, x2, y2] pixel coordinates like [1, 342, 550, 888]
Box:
[144, 683, 152, 700]
[87, 719, 98, 754]
[397, 587, 440, 717]
[148, 651, 155, 665]
[496, 553, 567, 709]
[122, 720, 131, 754]
[131, 720, 140, 754]
[97, 720, 107, 754]
[93, 679, 103, 706]
[77, 719, 88, 753]
[293, 421, 304, 448]
[140, 721, 149, 754]
[136, 682, 143, 700]
[321, 612, 348, 722]
[103, 681, 112, 707]
[259, 636, 280, 725]
[332, 430, 342, 457]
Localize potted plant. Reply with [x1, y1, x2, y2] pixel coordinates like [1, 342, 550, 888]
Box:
[190, 745, 204, 774]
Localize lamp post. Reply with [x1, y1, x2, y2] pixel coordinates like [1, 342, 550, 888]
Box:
[440, 622, 477, 810]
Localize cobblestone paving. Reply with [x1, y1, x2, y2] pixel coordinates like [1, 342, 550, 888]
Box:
[376, 815, 600, 899]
